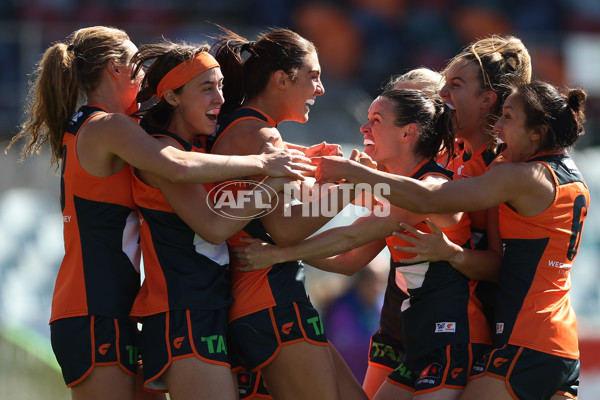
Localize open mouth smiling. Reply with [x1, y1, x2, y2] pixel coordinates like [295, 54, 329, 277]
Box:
[206, 108, 220, 122]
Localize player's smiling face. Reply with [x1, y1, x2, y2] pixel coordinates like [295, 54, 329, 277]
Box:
[361, 96, 407, 167]
[440, 60, 489, 140]
[493, 93, 535, 162]
[283, 52, 324, 123]
[167, 67, 224, 141]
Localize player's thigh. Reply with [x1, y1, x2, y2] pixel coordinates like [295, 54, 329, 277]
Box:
[459, 375, 512, 400]
[163, 357, 236, 400]
[262, 341, 339, 400]
[415, 387, 461, 400]
[71, 365, 136, 400]
[373, 380, 413, 400]
[363, 363, 394, 399]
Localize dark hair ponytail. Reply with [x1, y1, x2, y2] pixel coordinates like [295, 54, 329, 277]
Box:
[380, 89, 454, 160]
[211, 25, 316, 118]
[513, 81, 587, 150]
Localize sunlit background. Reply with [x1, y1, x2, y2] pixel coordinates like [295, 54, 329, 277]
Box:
[1, 1, 599, 398]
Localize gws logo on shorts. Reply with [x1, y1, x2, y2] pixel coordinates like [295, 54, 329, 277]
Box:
[451, 368, 464, 379]
[98, 343, 112, 355]
[493, 357, 509, 368]
[435, 322, 456, 333]
[207, 180, 279, 220]
[281, 322, 294, 335]
[173, 336, 185, 349]
[496, 322, 504, 334]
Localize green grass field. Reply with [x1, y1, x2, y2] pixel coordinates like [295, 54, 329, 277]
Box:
[0, 323, 69, 400]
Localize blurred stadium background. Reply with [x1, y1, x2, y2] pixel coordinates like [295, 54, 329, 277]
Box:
[0, 1, 599, 398]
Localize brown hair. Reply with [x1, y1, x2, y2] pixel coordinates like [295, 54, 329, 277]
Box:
[211, 26, 317, 117]
[6, 26, 131, 168]
[132, 40, 212, 130]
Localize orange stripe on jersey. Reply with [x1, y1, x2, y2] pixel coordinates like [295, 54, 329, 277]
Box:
[130, 132, 224, 318]
[446, 144, 501, 232]
[211, 108, 299, 322]
[211, 107, 276, 151]
[214, 182, 277, 319]
[497, 152, 587, 359]
[386, 157, 472, 262]
[51, 105, 139, 323]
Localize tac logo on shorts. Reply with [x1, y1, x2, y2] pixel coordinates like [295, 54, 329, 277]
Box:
[201, 335, 227, 354]
[435, 322, 456, 333]
[393, 363, 413, 379]
[371, 341, 403, 362]
[306, 316, 325, 336]
[207, 180, 279, 220]
[496, 322, 504, 334]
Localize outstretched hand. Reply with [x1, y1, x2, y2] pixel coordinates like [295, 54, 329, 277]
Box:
[349, 149, 378, 169]
[391, 219, 460, 264]
[259, 139, 315, 180]
[231, 236, 281, 271]
[302, 141, 344, 158]
[312, 155, 358, 183]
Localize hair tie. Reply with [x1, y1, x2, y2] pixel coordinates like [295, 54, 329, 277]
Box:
[241, 41, 256, 53]
[67, 44, 75, 52]
[156, 52, 220, 100]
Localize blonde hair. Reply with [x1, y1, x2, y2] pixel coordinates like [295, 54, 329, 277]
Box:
[444, 35, 532, 144]
[7, 26, 130, 168]
[445, 35, 531, 96]
[385, 67, 444, 98]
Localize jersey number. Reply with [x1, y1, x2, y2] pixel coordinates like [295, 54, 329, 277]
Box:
[567, 195, 587, 261]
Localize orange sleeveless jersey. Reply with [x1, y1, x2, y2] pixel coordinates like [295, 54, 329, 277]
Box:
[496, 151, 588, 359]
[446, 144, 501, 233]
[210, 108, 311, 321]
[51, 104, 140, 323]
[130, 129, 231, 318]
[383, 159, 490, 359]
[384, 158, 472, 263]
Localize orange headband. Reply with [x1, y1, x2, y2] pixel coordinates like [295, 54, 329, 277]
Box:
[156, 52, 220, 100]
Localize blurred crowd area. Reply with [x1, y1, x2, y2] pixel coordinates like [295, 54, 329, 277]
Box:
[1, 0, 600, 147]
[1, 0, 600, 393]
